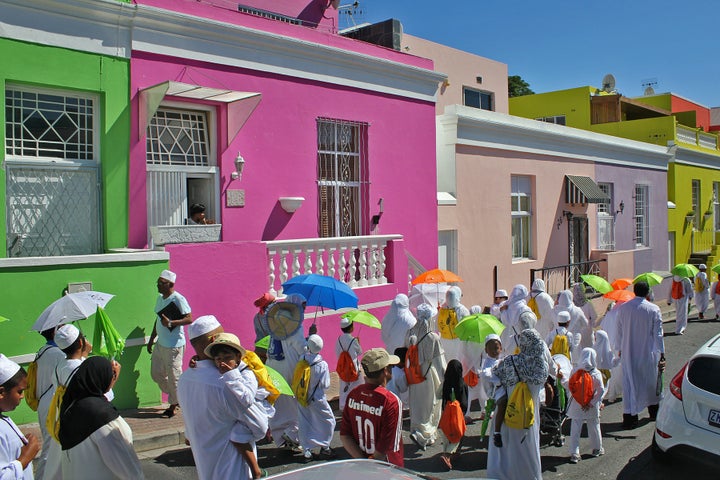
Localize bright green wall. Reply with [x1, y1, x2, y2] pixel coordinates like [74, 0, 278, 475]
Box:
[667, 163, 720, 266]
[509, 86, 596, 128]
[0, 258, 168, 424]
[590, 116, 676, 148]
[632, 93, 672, 111]
[0, 38, 130, 256]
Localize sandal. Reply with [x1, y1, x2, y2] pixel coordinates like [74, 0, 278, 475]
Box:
[440, 455, 452, 470]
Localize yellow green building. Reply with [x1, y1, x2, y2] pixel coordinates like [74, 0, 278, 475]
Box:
[510, 87, 720, 270]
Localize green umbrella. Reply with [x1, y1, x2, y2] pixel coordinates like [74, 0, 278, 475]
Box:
[579, 274, 613, 294]
[91, 306, 125, 359]
[711, 264, 720, 275]
[255, 335, 270, 350]
[0, 315, 9, 323]
[265, 365, 294, 397]
[671, 263, 699, 278]
[633, 272, 663, 287]
[340, 310, 381, 329]
[480, 397, 495, 438]
[454, 314, 505, 344]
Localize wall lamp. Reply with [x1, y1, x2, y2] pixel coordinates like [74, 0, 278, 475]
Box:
[371, 198, 384, 228]
[231, 153, 245, 181]
[556, 210, 573, 230]
[615, 200, 625, 215]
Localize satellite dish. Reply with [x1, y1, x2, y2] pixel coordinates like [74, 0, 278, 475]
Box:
[644, 86, 655, 96]
[601, 74, 616, 93]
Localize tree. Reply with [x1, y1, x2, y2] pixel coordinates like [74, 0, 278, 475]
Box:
[508, 75, 534, 98]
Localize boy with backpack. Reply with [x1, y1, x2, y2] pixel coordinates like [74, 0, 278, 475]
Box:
[546, 311, 577, 363]
[562, 347, 606, 464]
[293, 334, 336, 462]
[335, 317, 363, 411]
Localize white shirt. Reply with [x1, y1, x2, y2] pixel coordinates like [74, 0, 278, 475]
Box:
[177, 360, 257, 480]
[61, 417, 143, 480]
[0, 415, 33, 480]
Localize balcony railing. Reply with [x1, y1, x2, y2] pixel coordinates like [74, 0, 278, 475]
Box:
[691, 228, 714, 255]
[677, 124, 720, 151]
[265, 234, 402, 295]
[530, 259, 607, 297]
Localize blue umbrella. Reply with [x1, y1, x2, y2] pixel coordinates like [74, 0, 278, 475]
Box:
[281, 274, 358, 310]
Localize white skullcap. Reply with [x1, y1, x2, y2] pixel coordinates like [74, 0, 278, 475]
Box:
[699, 264, 707, 270]
[495, 290, 508, 298]
[340, 317, 352, 329]
[307, 334, 323, 354]
[55, 324, 80, 350]
[485, 333, 501, 345]
[159, 270, 177, 283]
[0, 354, 21, 385]
[556, 311, 571, 325]
[188, 315, 221, 340]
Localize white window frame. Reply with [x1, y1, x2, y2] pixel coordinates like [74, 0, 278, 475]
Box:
[511, 175, 532, 260]
[535, 115, 566, 125]
[634, 184, 650, 247]
[691, 179, 701, 229]
[4, 84, 102, 257]
[597, 182, 615, 250]
[145, 101, 219, 233]
[463, 87, 494, 111]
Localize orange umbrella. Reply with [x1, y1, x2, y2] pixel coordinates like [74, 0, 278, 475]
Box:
[611, 278, 633, 290]
[411, 268, 463, 285]
[603, 289, 635, 302]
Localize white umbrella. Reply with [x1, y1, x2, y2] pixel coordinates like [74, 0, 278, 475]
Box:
[409, 282, 450, 310]
[32, 291, 114, 332]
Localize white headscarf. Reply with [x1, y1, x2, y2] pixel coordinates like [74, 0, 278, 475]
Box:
[592, 330, 615, 370]
[445, 286, 463, 308]
[382, 294, 417, 352]
[531, 278, 546, 295]
[470, 305, 483, 315]
[518, 311, 537, 331]
[579, 347, 597, 372]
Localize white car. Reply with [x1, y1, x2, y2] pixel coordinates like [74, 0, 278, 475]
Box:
[266, 459, 479, 480]
[653, 332, 720, 461]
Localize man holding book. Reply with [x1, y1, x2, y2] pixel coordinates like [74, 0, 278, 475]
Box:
[148, 269, 193, 417]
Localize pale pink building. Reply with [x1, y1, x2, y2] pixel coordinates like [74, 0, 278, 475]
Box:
[128, 1, 445, 361]
[402, 35, 670, 306]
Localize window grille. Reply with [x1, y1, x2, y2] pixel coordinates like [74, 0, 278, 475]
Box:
[317, 118, 368, 237]
[634, 185, 649, 247]
[146, 108, 210, 167]
[511, 175, 532, 259]
[4, 86, 101, 257]
[597, 183, 615, 250]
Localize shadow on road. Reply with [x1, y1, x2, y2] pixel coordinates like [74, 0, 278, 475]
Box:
[617, 445, 719, 479]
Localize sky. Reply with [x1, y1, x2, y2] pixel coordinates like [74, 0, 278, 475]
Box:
[340, 0, 720, 107]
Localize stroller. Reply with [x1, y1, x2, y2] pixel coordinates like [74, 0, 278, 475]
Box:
[539, 354, 571, 447]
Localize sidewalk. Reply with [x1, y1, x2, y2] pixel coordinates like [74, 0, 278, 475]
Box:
[21, 300, 678, 457]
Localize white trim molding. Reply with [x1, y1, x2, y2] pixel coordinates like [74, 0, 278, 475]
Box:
[0, 251, 169, 269]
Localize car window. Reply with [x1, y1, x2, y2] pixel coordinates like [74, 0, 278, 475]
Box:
[687, 357, 720, 395]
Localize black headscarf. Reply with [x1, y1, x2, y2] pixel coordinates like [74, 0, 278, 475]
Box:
[442, 359, 468, 413]
[58, 356, 119, 450]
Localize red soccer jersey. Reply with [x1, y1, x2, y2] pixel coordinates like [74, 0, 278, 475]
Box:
[340, 383, 404, 467]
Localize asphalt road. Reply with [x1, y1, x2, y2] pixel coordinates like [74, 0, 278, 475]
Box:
[141, 314, 720, 479]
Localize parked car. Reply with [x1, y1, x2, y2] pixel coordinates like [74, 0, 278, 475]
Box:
[653, 332, 720, 462]
[266, 459, 477, 480]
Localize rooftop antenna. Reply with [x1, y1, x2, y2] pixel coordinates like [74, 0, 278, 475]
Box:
[641, 77, 658, 96]
[601, 73, 616, 93]
[338, 1, 365, 29]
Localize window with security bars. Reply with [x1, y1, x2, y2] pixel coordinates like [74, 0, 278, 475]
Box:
[634, 185, 649, 247]
[511, 175, 532, 259]
[146, 106, 217, 234]
[4, 86, 101, 257]
[597, 183, 615, 250]
[317, 118, 368, 237]
[691, 179, 700, 229]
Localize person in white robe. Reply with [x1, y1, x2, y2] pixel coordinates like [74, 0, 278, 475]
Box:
[438, 287, 470, 361]
[0, 354, 40, 480]
[592, 329, 621, 402]
[693, 264, 711, 320]
[667, 275, 693, 335]
[489, 290, 508, 320]
[598, 301, 624, 402]
[58, 357, 143, 480]
[487, 329, 549, 480]
[573, 282, 598, 328]
[617, 282, 665, 429]
[265, 294, 307, 449]
[406, 304, 446, 450]
[458, 335, 484, 416]
[178, 315, 261, 480]
[555, 290, 591, 349]
[335, 318, 363, 411]
[296, 335, 336, 461]
[499, 284, 532, 354]
[32, 329, 66, 480]
[528, 279, 555, 340]
[382, 294, 416, 406]
[711, 274, 720, 320]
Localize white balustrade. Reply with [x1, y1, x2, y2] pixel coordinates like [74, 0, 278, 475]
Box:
[265, 235, 401, 293]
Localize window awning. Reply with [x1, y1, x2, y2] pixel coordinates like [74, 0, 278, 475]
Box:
[139, 81, 261, 150]
[565, 175, 610, 204]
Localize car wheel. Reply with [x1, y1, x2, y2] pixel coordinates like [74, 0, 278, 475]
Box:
[651, 434, 671, 463]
